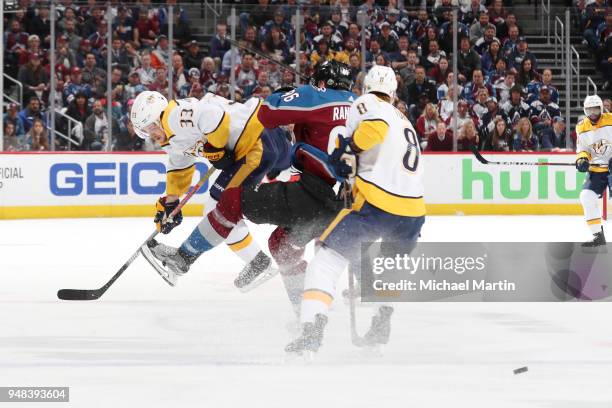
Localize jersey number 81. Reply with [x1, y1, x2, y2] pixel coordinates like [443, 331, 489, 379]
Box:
[402, 127, 419, 172]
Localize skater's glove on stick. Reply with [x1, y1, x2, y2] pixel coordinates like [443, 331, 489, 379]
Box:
[154, 196, 183, 234]
[330, 136, 359, 179]
[575, 157, 590, 173]
[202, 142, 234, 170]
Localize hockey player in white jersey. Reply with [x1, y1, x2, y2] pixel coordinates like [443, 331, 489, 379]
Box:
[285, 66, 426, 356]
[130, 91, 290, 286]
[575, 94, 612, 247]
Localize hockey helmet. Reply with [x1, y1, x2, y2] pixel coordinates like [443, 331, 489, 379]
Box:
[311, 60, 353, 91]
[363, 65, 398, 99]
[131, 91, 168, 139]
[583, 94, 603, 123]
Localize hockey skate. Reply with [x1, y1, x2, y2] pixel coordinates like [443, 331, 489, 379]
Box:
[234, 251, 279, 292]
[141, 239, 193, 286]
[357, 306, 394, 351]
[285, 314, 328, 359]
[582, 227, 607, 250]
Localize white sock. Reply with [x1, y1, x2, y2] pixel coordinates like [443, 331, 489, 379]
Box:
[580, 189, 602, 234]
[300, 247, 348, 323]
[226, 221, 260, 264]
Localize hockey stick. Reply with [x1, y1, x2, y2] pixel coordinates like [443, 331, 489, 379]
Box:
[469, 144, 608, 167]
[340, 180, 367, 346]
[57, 166, 216, 301]
[347, 265, 366, 347]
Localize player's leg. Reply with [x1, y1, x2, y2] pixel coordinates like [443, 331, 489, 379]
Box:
[147, 175, 249, 276]
[580, 171, 608, 247]
[360, 215, 425, 347]
[242, 172, 342, 300]
[286, 197, 385, 355]
[179, 136, 286, 264]
[232, 178, 306, 290]
[151, 131, 290, 276]
[268, 227, 306, 317]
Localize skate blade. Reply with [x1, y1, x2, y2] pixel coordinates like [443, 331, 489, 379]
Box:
[284, 350, 315, 364]
[238, 267, 280, 293]
[140, 244, 177, 287]
[360, 344, 385, 357]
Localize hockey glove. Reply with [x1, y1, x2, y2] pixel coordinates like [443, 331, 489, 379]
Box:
[575, 157, 590, 173]
[154, 196, 183, 234]
[330, 137, 358, 179]
[202, 142, 234, 170]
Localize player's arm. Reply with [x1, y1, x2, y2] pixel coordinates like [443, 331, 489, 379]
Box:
[330, 97, 389, 178]
[575, 124, 591, 172]
[155, 150, 195, 234]
[196, 102, 233, 169]
[257, 87, 312, 128]
[350, 118, 389, 151]
[345, 96, 389, 152]
[166, 152, 196, 198]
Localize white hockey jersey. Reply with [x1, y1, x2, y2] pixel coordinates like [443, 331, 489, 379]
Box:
[345, 93, 426, 217]
[576, 112, 612, 172]
[160, 93, 263, 196]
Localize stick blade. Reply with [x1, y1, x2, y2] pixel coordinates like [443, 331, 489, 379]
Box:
[468, 144, 489, 164]
[57, 288, 101, 301]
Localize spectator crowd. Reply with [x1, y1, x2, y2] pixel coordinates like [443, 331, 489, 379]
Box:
[3, 0, 611, 152]
[581, 0, 612, 92]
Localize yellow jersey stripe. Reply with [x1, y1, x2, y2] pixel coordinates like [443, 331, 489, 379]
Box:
[166, 164, 195, 196]
[319, 208, 352, 242]
[233, 100, 264, 160]
[207, 111, 231, 149]
[227, 139, 263, 188]
[228, 233, 253, 252]
[576, 151, 592, 161]
[353, 119, 389, 151]
[161, 100, 179, 139]
[355, 176, 426, 217]
[303, 289, 333, 306]
[319, 193, 366, 242]
[587, 218, 602, 226]
[576, 114, 612, 134]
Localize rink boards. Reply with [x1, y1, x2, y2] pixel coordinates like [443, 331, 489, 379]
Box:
[0, 152, 588, 219]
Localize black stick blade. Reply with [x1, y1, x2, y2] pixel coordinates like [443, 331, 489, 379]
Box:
[469, 144, 489, 164]
[57, 288, 102, 301]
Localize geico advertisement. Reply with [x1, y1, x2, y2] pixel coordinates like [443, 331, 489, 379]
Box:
[423, 154, 584, 204]
[0, 154, 210, 206]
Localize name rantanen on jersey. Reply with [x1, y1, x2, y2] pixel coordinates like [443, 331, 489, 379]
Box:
[332, 106, 350, 121]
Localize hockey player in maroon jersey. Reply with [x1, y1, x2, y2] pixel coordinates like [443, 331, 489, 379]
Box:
[148, 61, 355, 304]
[242, 60, 357, 309]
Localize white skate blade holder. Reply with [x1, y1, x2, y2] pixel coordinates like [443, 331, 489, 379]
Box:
[140, 243, 177, 287]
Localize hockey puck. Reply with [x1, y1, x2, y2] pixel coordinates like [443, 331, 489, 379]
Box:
[513, 366, 528, 375]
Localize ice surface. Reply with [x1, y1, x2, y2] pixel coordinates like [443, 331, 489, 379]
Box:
[1, 216, 611, 408]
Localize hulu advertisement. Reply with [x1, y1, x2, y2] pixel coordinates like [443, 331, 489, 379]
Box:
[423, 154, 586, 214]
